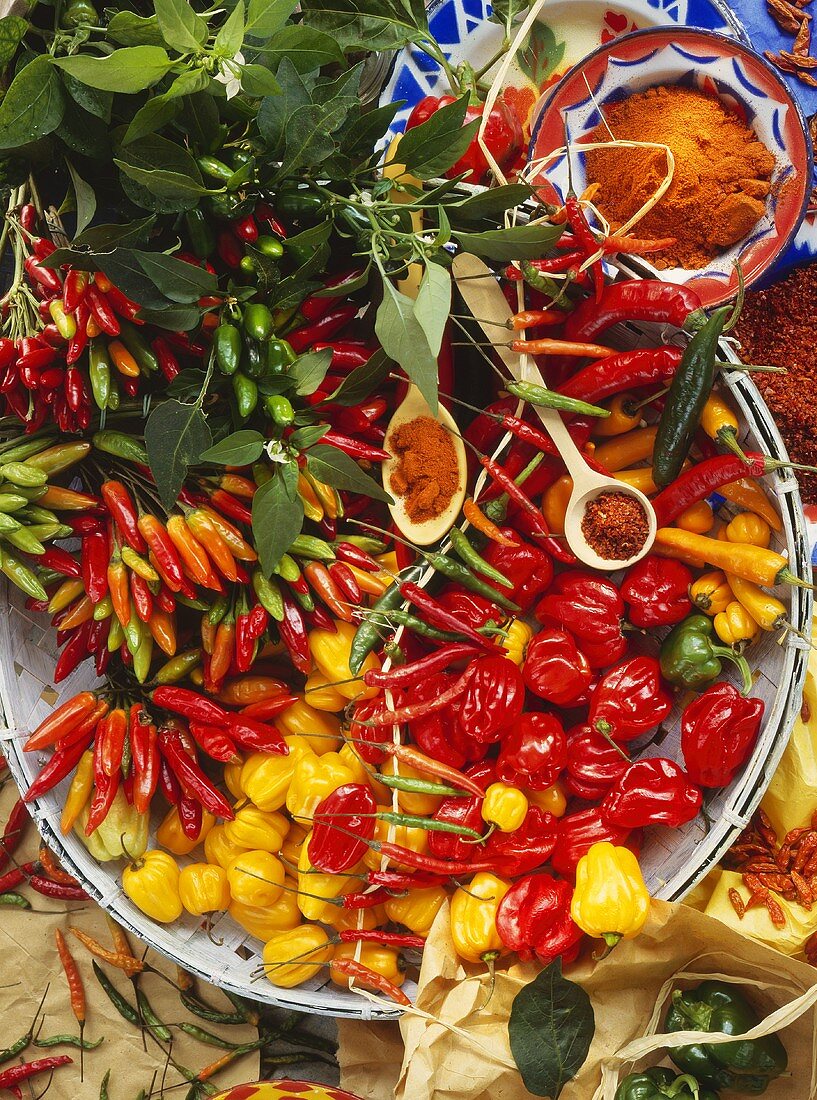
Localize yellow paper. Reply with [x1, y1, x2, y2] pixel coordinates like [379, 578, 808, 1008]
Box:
[763, 664, 817, 838]
[705, 869, 817, 956]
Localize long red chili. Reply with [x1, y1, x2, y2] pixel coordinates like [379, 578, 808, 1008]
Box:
[39, 547, 82, 579]
[363, 666, 474, 726]
[321, 430, 390, 463]
[24, 738, 90, 802]
[556, 346, 684, 403]
[158, 729, 235, 819]
[480, 455, 550, 537]
[152, 685, 230, 726]
[565, 193, 604, 302]
[101, 481, 147, 553]
[376, 840, 495, 876]
[329, 957, 411, 1006]
[367, 869, 449, 890]
[338, 928, 425, 948]
[340, 887, 392, 909]
[652, 453, 771, 526]
[287, 303, 358, 354]
[279, 592, 311, 675]
[363, 643, 479, 688]
[399, 582, 498, 652]
[0, 1056, 73, 1089]
[29, 876, 90, 900]
[564, 280, 705, 342]
[0, 800, 29, 874]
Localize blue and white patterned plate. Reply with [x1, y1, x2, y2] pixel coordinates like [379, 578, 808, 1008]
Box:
[379, 0, 749, 146]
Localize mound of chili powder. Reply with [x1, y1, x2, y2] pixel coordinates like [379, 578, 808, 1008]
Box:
[387, 415, 460, 523]
[582, 490, 649, 560]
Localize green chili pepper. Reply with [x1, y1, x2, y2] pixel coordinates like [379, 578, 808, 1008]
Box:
[274, 553, 301, 582]
[288, 534, 335, 561]
[0, 461, 47, 488]
[377, 773, 468, 797]
[232, 372, 258, 419]
[206, 595, 229, 626]
[156, 649, 202, 684]
[0, 1029, 32, 1064]
[174, 595, 210, 612]
[133, 632, 154, 684]
[93, 595, 113, 622]
[276, 186, 325, 222]
[252, 570, 284, 621]
[9, 484, 47, 502]
[506, 380, 609, 419]
[349, 565, 423, 675]
[5, 527, 45, 556]
[243, 303, 274, 342]
[0, 492, 29, 513]
[119, 323, 161, 374]
[266, 337, 295, 375]
[185, 209, 216, 260]
[376, 607, 465, 643]
[0, 514, 21, 534]
[659, 614, 753, 695]
[35, 1033, 105, 1050]
[448, 528, 513, 589]
[122, 613, 143, 656]
[265, 394, 295, 427]
[519, 260, 572, 308]
[99, 1068, 110, 1100]
[239, 255, 257, 275]
[19, 504, 58, 523]
[425, 550, 519, 614]
[177, 1023, 242, 1049]
[107, 382, 120, 411]
[136, 989, 172, 1042]
[222, 990, 260, 1026]
[242, 336, 266, 379]
[214, 324, 241, 376]
[288, 582, 314, 613]
[197, 155, 234, 183]
[378, 812, 482, 838]
[92, 962, 140, 1026]
[653, 306, 731, 488]
[335, 535, 388, 554]
[1, 551, 47, 601]
[256, 236, 284, 258]
[26, 440, 89, 476]
[178, 990, 246, 1026]
[92, 431, 149, 466]
[108, 616, 125, 652]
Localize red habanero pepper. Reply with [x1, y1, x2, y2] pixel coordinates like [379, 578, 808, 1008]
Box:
[589, 656, 673, 744]
[522, 629, 593, 707]
[436, 590, 503, 631]
[158, 728, 234, 820]
[152, 685, 230, 726]
[85, 285, 120, 336]
[287, 304, 359, 355]
[178, 793, 203, 841]
[308, 783, 378, 872]
[81, 531, 109, 604]
[535, 571, 626, 669]
[279, 592, 311, 675]
[565, 280, 705, 343]
[348, 696, 389, 765]
[226, 714, 288, 755]
[405, 672, 476, 769]
[497, 712, 567, 791]
[405, 94, 522, 184]
[550, 808, 636, 879]
[456, 654, 525, 744]
[496, 873, 583, 964]
[101, 481, 147, 553]
[600, 757, 702, 829]
[556, 346, 684, 405]
[680, 683, 764, 788]
[481, 531, 554, 612]
[621, 555, 693, 628]
[0, 800, 29, 874]
[564, 724, 629, 801]
[399, 582, 499, 653]
[428, 762, 494, 862]
[485, 805, 559, 874]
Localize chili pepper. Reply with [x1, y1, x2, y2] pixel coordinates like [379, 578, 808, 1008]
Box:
[566, 280, 706, 345]
[80, 530, 109, 605]
[660, 613, 753, 695]
[565, 192, 604, 301]
[0, 1056, 72, 1090]
[496, 711, 567, 791]
[522, 629, 593, 707]
[91, 961, 139, 1027]
[557, 346, 684, 405]
[24, 733, 91, 802]
[564, 724, 629, 801]
[395, 582, 496, 652]
[651, 453, 783, 528]
[0, 799, 28, 875]
[99, 482, 146, 553]
[137, 513, 187, 592]
[620, 555, 693, 628]
[535, 570, 626, 669]
[479, 530, 553, 612]
[363, 643, 477, 690]
[589, 655, 673, 743]
[571, 841, 650, 947]
[328, 956, 411, 1005]
[680, 682, 764, 788]
[348, 563, 422, 675]
[496, 872, 583, 964]
[306, 783, 377, 873]
[287, 303, 359, 354]
[274, 591, 309, 675]
[29, 876, 89, 900]
[460, 498, 512, 546]
[714, 600, 760, 647]
[600, 757, 702, 829]
[159, 729, 234, 819]
[664, 980, 787, 1092]
[85, 285, 120, 336]
[318, 429, 389, 463]
[34, 1035, 103, 1051]
[405, 94, 522, 184]
[614, 1068, 719, 1100]
[54, 929, 86, 1077]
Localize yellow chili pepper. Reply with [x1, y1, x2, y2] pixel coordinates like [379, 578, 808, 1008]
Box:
[297, 841, 360, 922]
[676, 500, 714, 534]
[109, 339, 140, 377]
[122, 849, 183, 923]
[262, 926, 334, 989]
[701, 391, 739, 441]
[285, 750, 356, 823]
[78, 787, 149, 862]
[281, 822, 309, 867]
[714, 600, 760, 647]
[60, 749, 94, 835]
[502, 618, 532, 665]
[727, 573, 787, 631]
[179, 863, 231, 916]
[224, 756, 244, 800]
[225, 805, 289, 853]
[331, 944, 405, 990]
[363, 810, 429, 872]
[725, 512, 772, 549]
[570, 842, 650, 947]
[337, 745, 388, 802]
[303, 470, 339, 520]
[594, 425, 658, 472]
[721, 479, 782, 533]
[376, 550, 399, 577]
[614, 467, 660, 495]
[156, 804, 215, 856]
[309, 621, 380, 701]
[689, 570, 731, 616]
[654, 529, 793, 587]
[297, 473, 324, 523]
[450, 872, 510, 963]
[48, 578, 85, 614]
[275, 700, 342, 754]
[204, 823, 248, 870]
[240, 735, 310, 811]
[229, 885, 302, 939]
[384, 886, 447, 937]
[527, 781, 567, 818]
[382, 757, 442, 816]
[481, 782, 528, 833]
[542, 475, 572, 535]
[304, 670, 347, 712]
[592, 392, 641, 437]
[323, 903, 384, 933]
[227, 850, 284, 907]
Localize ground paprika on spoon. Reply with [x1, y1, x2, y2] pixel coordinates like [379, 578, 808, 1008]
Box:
[388, 415, 460, 523]
[581, 490, 648, 560]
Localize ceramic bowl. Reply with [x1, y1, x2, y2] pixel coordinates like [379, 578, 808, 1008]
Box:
[527, 27, 813, 308]
[211, 1082, 362, 1100]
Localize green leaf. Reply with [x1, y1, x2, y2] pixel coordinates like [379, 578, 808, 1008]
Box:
[199, 429, 265, 466]
[508, 960, 594, 1099]
[60, 72, 113, 121]
[414, 262, 450, 358]
[136, 304, 201, 331]
[240, 63, 281, 97]
[134, 250, 217, 303]
[448, 182, 533, 221]
[375, 279, 437, 413]
[72, 216, 156, 252]
[96, 252, 170, 308]
[0, 16, 28, 67]
[265, 24, 344, 72]
[215, 0, 245, 55]
[257, 59, 312, 152]
[165, 68, 211, 99]
[0, 56, 64, 151]
[300, 0, 426, 51]
[114, 135, 207, 205]
[154, 0, 209, 52]
[395, 96, 479, 180]
[323, 349, 392, 407]
[177, 91, 220, 148]
[289, 348, 332, 396]
[253, 463, 304, 576]
[57, 101, 110, 160]
[454, 223, 564, 261]
[489, 0, 529, 37]
[66, 160, 96, 236]
[288, 423, 328, 450]
[311, 264, 371, 299]
[281, 219, 333, 280]
[107, 11, 165, 46]
[53, 47, 174, 94]
[145, 400, 212, 511]
[278, 98, 352, 176]
[122, 94, 181, 144]
[245, 0, 299, 39]
[306, 444, 391, 503]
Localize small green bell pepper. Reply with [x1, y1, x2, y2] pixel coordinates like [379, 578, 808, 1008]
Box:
[232, 372, 258, 419]
[659, 614, 752, 695]
[615, 1067, 720, 1100]
[214, 323, 242, 376]
[665, 980, 787, 1094]
[243, 303, 274, 342]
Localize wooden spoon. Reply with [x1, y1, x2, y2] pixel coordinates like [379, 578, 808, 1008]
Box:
[382, 383, 468, 547]
[452, 252, 656, 570]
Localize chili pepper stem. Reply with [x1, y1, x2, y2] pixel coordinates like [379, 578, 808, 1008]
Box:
[591, 722, 632, 763]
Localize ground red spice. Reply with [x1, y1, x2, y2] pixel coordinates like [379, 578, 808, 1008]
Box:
[387, 415, 460, 523]
[734, 263, 817, 504]
[582, 490, 649, 560]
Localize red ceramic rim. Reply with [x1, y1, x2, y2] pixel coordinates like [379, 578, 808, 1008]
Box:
[212, 1082, 363, 1100]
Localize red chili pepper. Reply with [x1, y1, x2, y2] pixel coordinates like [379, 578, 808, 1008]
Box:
[306, 783, 377, 873]
[427, 763, 493, 863]
[480, 530, 554, 612]
[335, 542, 381, 573]
[326, 561, 361, 606]
[320, 430, 389, 463]
[589, 656, 673, 743]
[152, 337, 180, 382]
[479, 455, 552, 539]
[550, 808, 636, 879]
[405, 94, 522, 185]
[0, 1056, 73, 1090]
[81, 531, 109, 604]
[565, 193, 604, 302]
[188, 722, 239, 763]
[496, 872, 583, 963]
[255, 201, 287, 238]
[556, 346, 684, 404]
[30, 876, 90, 900]
[0, 800, 29, 874]
[398, 672, 473, 770]
[651, 452, 772, 527]
[24, 255, 62, 294]
[101, 481, 147, 553]
[621, 555, 693, 628]
[240, 694, 297, 721]
[208, 488, 252, 526]
[287, 303, 359, 354]
[137, 514, 186, 592]
[312, 340, 372, 370]
[680, 683, 764, 788]
[178, 793, 203, 840]
[328, 956, 411, 1005]
[85, 285, 120, 336]
[63, 270, 88, 312]
[226, 714, 287, 755]
[535, 570, 627, 669]
[217, 231, 244, 268]
[367, 869, 448, 891]
[564, 723, 630, 801]
[85, 770, 120, 834]
[364, 643, 478, 690]
[131, 711, 159, 814]
[496, 712, 567, 791]
[54, 620, 93, 682]
[338, 928, 425, 948]
[279, 592, 311, 675]
[600, 757, 702, 829]
[152, 685, 230, 726]
[232, 215, 258, 242]
[130, 571, 153, 622]
[399, 581, 498, 653]
[101, 709, 127, 778]
[19, 203, 37, 232]
[158, 756, 180, 805]
[565, 279, 705, 343]
[158, 728, 234, 819]
[303, 560, 352, 622]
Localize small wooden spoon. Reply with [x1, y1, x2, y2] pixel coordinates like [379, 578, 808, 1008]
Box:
[382, 383, 468, 547]
[452, 252, 656, 570]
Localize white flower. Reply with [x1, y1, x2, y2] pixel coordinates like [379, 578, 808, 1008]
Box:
[215, 51, 245, 100]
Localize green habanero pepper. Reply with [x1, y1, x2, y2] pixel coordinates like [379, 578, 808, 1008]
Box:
[265, 395, 295, 427]
[60, 0, 98, 26]
[256, 236, 284, 258]
[659, 614, 752, 695]
[243, 303, 274, 343]
[266, 338, 295, 376]
[665, 980, 787, 1094]
[215, 324, 241, 376]
[615, 1067, 720, 1100]
[184, 209, 215, 260]
[232, 373, 258, 419]
[88, 340, 111, 409]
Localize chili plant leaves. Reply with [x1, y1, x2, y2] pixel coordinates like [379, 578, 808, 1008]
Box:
[65, 160, 96, 237]
[0, 56, 65, 151]
[508, 960, 594, 1099]
[305, 444, 391, 503]
[396, 96, 480, 180]
[155, 0, 209, 53]
[52, 47, 175, 94]
[260, 24, 344, 72]
[114, 135, 208, 206]
[133, 250, 218, 303]
[454, 223, 564, 261]
[0, 16, 28, 67]
[375, 276, 439, 413]
[145, 400, 212, 511]
[253, 462, 304, 576]
[301, 0, 427, 51]
[323, 349, 392, 407]
[414, 262, 451, 358]
[199, 430, 266, 467]
[289, 349, 333, 396]
[106, 12, 165, 47]
[246, 0, 299, 39]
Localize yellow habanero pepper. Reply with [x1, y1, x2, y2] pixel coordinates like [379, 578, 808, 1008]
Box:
[450, 872, 510, 963]
[675, 500, 714, 534]
[701, 391, 739, 441]
[179, 863, 231, 916]
[331, 943, 405, 990]
[382, 757, 442, 816]
[78, 787, 149, 862]
[689, 570, 732, 616]
[384, 886, 447, 937]
[262, 926, 334, 989]
[122, 849, 183, 923]
[297, 840, 360, 922]
[570, 842, 650, 947]
[156, 804, 215, 856]
[224, 755, 245, 799]
[502, 618, 532, 665]
[527, 781, 567, 818]
[363, 810, 429, 872]
[275, 701, 342, 754]
[227, 850, 285, 907]
[481, 782, 528, 833]
[725, 511, 772, 549]
[61, 749, 94, 835]
[309, 621, 380, 701]
[225, 805, 289, 853]
[727, 573, 787, 632]
[336, 744, 390, 803]
[304, 670, 347, 712]
[229, 881, 302, 938]
[322, 901, 385, 933]
[593, 392, 641, 437]
[204, 823, 248, 869]
[281, 821, 309, 867]
[714, 600, 760, 647]
[286, 750, 356, 824]
[240, 735, 310, 811]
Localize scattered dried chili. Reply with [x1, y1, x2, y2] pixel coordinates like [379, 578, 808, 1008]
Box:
[581, 491, 648, 560]
[387, 415, 460, 523]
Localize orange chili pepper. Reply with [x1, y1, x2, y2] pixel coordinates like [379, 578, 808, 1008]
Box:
[345, 563, 387, 597]
[166, 515, 220, 589]
[107, 557, 130, 626]
[108, 340, 140, 377]
[55, 929, 87, 1078]
[303, 561, 352, 622]
[39, 845, 80, 887]
[39, 486, 101, 511]
[148, 608, 177, 656]
[217, 675, 289, 706]
[86, 314, 101, 338]
[69, 927, 144, 978]
[198, 506, 257, 561]
[463, 498, 515, 545]
[218, 474, 256, 499]
[59, 595, 95, 631]
[207, 617, 235, 689]
[185, 511, 239, 581]
[721, 479, 783, 533]
[201, 617, 217, 655]
[511, 338, 615, 358]
[48, 578, 85, 614]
